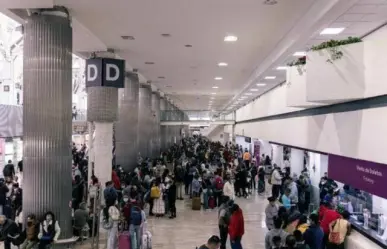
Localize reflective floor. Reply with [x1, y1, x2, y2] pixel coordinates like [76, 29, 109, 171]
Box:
[147, 192, 270, 249]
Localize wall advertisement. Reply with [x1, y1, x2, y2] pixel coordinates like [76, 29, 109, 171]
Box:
[328, 154, 387, 199]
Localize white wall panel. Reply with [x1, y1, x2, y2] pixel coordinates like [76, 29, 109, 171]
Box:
[235, 106, 387, 164]
[236, 84, 301, 122]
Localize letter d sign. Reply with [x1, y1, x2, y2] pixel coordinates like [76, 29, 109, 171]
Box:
[85, 58, 125, 88]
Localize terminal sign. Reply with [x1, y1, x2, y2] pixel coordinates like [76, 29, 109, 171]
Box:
[85, 58, 125, 88]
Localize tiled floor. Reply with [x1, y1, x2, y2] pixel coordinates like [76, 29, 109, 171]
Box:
[77, 189, 271, 249]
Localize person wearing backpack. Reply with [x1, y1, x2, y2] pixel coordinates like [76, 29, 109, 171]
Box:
[129, 201, 143, 249]
[213, 172, 224, 207]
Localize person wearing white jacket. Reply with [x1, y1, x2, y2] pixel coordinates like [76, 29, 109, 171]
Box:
[222, 176, 235, 200]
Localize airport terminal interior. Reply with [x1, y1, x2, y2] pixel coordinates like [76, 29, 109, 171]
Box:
[1, 0, 387, 249]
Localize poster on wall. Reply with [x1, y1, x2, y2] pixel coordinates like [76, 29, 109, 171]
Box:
[328, 154, 387, 199]
[0, 138, 5, 172]
[253, 141, 260, 165]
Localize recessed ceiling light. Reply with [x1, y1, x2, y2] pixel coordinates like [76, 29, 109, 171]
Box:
[158, 76, 165, 79]
[121, 35, 135, 40]
[224, 35, 238, 42]
[320, 27, 345, 35]
[245, 93, 253, 96]
[293, 51, 306, 57]
[215, 77, 223, 80]
[166, 85, 172, 88]
[276, 66, 287, 70]
[211, 92, 217, 95]
[212, 86, 219, 89]
[161, 33, 171, 37]
[256, 83, 266, 86]
[265, 76, 276, 80]
[263, 0, 278, 5]
[185, 44, 193, 48]
[145, 61, 155, 65]
[218, 62, 228, 67]
[250, 88, 259, 92]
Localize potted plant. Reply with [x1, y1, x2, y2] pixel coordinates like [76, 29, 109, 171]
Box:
[310, 37, 362, 63]
[288, 56, 306, 75]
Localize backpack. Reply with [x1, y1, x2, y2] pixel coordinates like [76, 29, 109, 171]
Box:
[215, 177, 224, 190]
[130, 206, 142, 225]
[150, 186, 161, 199]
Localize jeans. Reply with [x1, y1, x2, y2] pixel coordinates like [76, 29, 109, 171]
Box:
[107, 222, 118, 249]
[219, 225, 228, 249]
[203, 191, 209, 209]
[129, 224, 142, 249]
[176, 182, 184, 199]
[230, 237, 243, 249]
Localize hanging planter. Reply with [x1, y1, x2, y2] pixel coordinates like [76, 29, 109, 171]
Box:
[311, 37, 362, 63]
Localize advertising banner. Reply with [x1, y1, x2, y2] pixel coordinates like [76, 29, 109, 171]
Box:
[253, 141, 260, 165]
[328, 154, 387, 199]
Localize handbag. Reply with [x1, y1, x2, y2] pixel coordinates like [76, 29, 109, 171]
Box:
[329, 219, 341, 244]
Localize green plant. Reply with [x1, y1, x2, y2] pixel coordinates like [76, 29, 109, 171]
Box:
[310, 37, 362, 63]
[287, 56, 306, 75]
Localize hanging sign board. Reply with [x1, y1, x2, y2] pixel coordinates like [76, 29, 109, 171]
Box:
[85, 58, 125, 88]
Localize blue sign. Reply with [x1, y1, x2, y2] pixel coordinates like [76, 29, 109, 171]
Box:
[85, 58, 125, 88]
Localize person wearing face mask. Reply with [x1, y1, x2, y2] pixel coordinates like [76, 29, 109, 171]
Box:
[37, 212, 61, 249]
[20, 215, 39, 249]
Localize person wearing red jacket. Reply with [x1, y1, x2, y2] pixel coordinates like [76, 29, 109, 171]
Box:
[112, 170, 121, 189]
[228, 204, 245, 249]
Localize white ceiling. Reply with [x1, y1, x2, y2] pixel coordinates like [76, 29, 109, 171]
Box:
[1, 0, 387, 111]
[55, 0, 314, 110]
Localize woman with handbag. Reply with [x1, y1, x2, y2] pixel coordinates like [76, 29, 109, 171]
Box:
[327, 211, 351, 249]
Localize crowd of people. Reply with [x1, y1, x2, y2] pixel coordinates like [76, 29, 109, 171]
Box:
[0, 134, 354, 249]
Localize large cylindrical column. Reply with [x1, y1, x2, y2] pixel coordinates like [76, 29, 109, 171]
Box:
[151, 91, 161, 158]
[165, 101, 173, 148]
[115, 73, 139, 171]
[138, 84, 152, 158]
[23, 9, 73, 238]
[160, 97, 167, 152]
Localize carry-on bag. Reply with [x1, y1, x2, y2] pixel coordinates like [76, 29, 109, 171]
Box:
[142, 230, 152, 249]
[208, 196, 215, 209]
[118, 231, 131, 249]
[192, 196, 201, 210]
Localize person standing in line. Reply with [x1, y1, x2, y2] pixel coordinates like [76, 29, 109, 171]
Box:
[303, 213, 324, 249]
[174, 164, 185, 200]
[271, 165, 282, 199]
[265, 217, 288, 249]
[265, 197, 278, 230]
[228, 204, 244, 249]
[222, 174, 235, 201]
[218, 196, 231, 249]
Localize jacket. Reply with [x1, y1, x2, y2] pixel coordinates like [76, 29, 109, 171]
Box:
[303, 224, 324, 249]
[223, 181, 235, 200]
[73, 202, 89, 229]
[271, 169, 282, 185]
[228, 208, 244, 240]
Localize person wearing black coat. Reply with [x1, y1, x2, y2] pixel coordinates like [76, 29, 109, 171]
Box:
[0, 215, 20, 249]
[168, 179, 177, 219]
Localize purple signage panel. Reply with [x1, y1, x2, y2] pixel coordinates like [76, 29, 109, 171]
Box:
[328, 154, 387, 199]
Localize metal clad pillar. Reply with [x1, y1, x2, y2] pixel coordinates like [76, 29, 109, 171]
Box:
[160, 97, 167, 152]
[166, 101, 173, 148]
[86, 54, 124, 204]
[23, 9, 73, 238]
[151, 91, 161, 158]
[115, 72, 139, 171]
[138, 83, 152, 158]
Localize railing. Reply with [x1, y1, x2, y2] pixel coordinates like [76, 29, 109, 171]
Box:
[160, 110, 235, 122]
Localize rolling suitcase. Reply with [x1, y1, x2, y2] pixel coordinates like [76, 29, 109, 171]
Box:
[208, 196, 215, 209]
[192, 196, 201, 210]
[118, 231, 131, 249]
[142, 230, 152, 249]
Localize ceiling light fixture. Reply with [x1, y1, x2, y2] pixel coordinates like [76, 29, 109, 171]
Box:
[161, 33, 171, 37]
[245, 93, 253, 96]
[320, 27, 345, 35]
[211, 92, 217, 95]
[250, 88, 259, 92]
[218, 62, 228, 67]
[185, 44, 193, 48]
[276, 66, 287, 70]
[215, 77, 223, 80]
[263, 0, 278, 5]
[265, 76, 276, 80]
[158, 76, 165, 79]
[212, 86, 219, 89]
[256, 83, 266, 86]
[293, 51, 306, 57]
[145, 61, 155, 65]
[224, 35, 238, 42]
